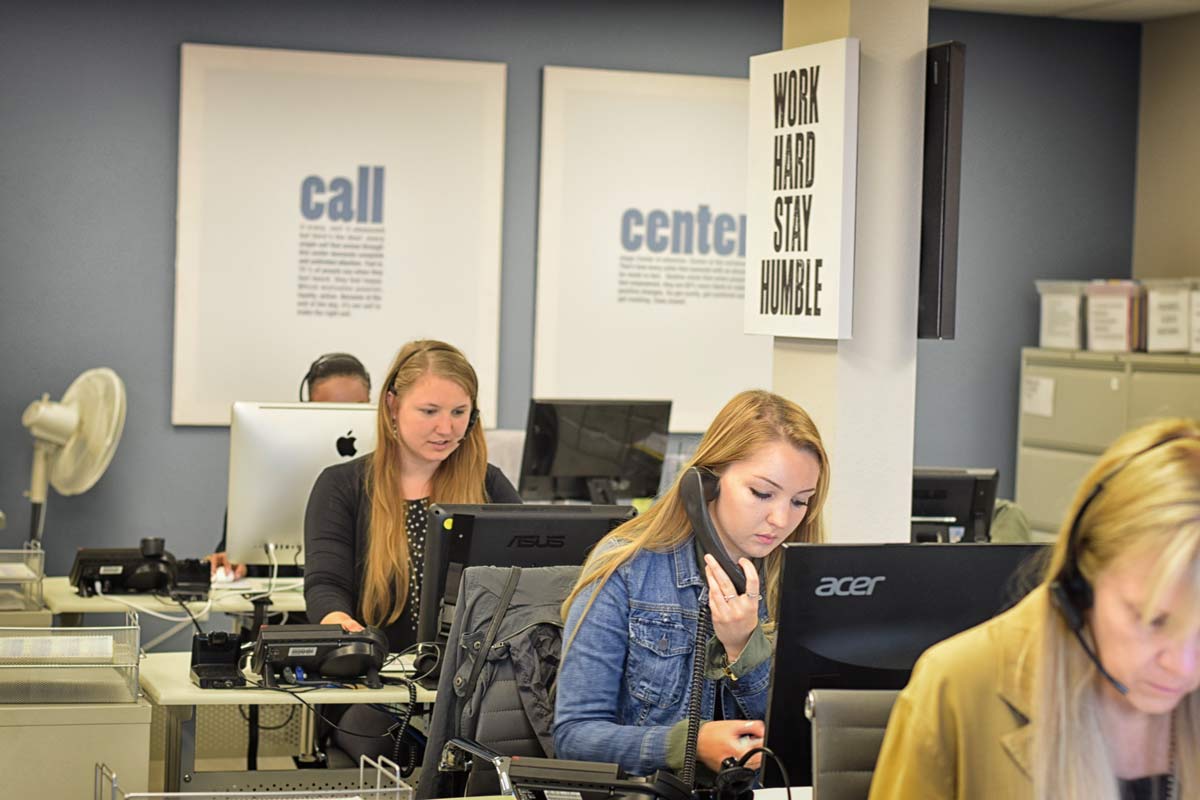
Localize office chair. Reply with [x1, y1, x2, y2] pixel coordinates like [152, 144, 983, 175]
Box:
[806, 689, 900, 800]
[416, 564, 580, 799]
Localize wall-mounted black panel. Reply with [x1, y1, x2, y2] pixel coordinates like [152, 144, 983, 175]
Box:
[918, 41, 966, 340]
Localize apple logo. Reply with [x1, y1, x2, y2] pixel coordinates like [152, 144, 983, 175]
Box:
[335, 430, 357, 457]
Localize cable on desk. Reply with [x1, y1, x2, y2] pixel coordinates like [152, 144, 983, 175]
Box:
[384, 640, 442, 684]
[93, 581, 213, 624]
[232, 679, 399, 741]
[165, 592, 206, 636]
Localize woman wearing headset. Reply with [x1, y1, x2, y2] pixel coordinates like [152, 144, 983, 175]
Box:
[304, 339, 520, 651]
[304, 339, 520, 764]
[870, 419, 1200, 800]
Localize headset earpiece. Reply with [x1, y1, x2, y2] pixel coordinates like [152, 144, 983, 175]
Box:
[1049, 574, 1087, 633]
[464, 407, 480, 436]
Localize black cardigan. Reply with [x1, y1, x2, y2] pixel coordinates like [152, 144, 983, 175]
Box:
[302, 453, 520, 651]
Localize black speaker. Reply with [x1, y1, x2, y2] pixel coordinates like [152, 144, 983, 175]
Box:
[918, 41, 966, 340]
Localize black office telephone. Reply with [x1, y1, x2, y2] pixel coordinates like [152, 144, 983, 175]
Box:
[679, 466, 746, 595]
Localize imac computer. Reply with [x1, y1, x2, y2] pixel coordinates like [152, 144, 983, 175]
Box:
[911, 466, 1000, 543]
[518, 399, 672, 504]
[226, 401, 376, 566]
[416, 503, 636, 644]
[763, 542, 1047, 786]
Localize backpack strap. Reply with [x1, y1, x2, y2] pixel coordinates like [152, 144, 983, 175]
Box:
[462, 566, 522, 704]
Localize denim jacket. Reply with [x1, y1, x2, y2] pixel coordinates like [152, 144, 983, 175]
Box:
[553, 536, 771, 776]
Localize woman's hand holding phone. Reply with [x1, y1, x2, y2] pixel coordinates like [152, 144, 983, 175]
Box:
[704, 554, 762, 663]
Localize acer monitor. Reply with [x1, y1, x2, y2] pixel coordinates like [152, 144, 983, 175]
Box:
[226, 401, 376, 566]
[911, 466, 999, 543]
[416, 503, 636, 644]
[763, 542, 1046, 786]
[518, 399, 672, 503]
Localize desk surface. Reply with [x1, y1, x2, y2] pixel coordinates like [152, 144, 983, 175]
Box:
[754, 789, 812, 800]
[139, 651, 435, 706]
[43, 576, 307, 616]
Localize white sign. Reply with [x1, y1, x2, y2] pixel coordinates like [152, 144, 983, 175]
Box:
[1021, 375, 1055, 419]
[744, 38, 859, 339]
[534, 66, 772, 432]
[173, 44, 506, 425]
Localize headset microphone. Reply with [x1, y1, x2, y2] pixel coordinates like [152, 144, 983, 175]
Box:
[1049, 582, 1129, 695]
[1073, 627, 1129, 695]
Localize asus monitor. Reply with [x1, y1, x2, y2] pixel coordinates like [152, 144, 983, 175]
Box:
[416, 503, 636, 644]
[764, 542, 1046, 786]
[226, 401, 376, 566]
[518, 399, 671, 504]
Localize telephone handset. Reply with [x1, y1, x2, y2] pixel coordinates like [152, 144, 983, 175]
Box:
[679, 466, 747, 595]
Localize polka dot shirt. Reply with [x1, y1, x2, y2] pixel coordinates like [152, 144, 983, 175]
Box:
[401, 498, 429, 637]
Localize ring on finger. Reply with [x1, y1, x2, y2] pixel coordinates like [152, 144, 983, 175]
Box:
[722, 593, 736, 601]
[747, 592, 762, 600]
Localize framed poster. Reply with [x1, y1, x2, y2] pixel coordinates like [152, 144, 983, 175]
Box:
[745, 38, 859, 339]
[535, 66, 772, 432]
[173, 44, 506, 424]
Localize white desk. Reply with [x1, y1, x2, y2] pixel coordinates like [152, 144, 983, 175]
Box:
[754, 788, 812, 800]
[140, 651, 434, 791]
[43, 576, 307, 625]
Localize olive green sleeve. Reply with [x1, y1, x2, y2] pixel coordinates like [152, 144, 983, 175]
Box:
[665, 719, 689, 770]
[704, 623, 771, 680]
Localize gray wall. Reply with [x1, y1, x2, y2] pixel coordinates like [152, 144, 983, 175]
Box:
[0, 2, 1142, 577]
[914, 11, 1141, 499]
[0, 0, 783, 574]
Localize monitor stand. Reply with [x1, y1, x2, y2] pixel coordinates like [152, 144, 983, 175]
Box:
[585, 478, 618, 505]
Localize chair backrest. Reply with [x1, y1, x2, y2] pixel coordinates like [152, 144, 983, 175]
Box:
[416, 564, 579, 799]
[806, 688, 900, 800]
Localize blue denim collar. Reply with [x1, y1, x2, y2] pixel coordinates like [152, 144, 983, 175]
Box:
[670, 536, 706, 589]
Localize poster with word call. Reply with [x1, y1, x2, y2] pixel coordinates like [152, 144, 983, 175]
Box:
[174, 44, 505, 425]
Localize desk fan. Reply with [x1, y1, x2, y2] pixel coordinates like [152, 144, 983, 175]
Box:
[21, 368, 127, 545]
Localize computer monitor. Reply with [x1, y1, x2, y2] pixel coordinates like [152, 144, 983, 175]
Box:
[226, 401, 376, 566]
[518, 399, 672, 503]
[416, 503, 636, 644]
[763, 542, 1046, 786]
[911, 466, 1000, 543]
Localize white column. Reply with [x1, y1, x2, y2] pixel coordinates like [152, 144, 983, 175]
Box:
[774, 0, 929, 542]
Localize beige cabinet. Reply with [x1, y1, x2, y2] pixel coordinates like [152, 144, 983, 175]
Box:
[1015, 348, 1200, 537]
[0, 699, 151, 796]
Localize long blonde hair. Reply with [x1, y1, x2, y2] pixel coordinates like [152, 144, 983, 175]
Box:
[562, 389, 830, 641]
[1032, 418, 1200, 799]
[361, 340, 490, 626]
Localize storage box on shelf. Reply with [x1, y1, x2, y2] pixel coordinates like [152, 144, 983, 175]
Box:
[1084, 280, 1145, 353]
[1143, 278, 1195, 353]
[1035, 280, 1087, 350]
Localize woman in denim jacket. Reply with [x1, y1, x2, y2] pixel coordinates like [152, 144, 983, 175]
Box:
[554, 390, 830, 777]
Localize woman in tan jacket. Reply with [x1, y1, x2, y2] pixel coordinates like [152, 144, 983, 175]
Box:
[870, 419, 1200, 800]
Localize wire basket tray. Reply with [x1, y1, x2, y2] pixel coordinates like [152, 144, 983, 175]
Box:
[95, 756, 412, 800]
[0, 611, 140, 703]
[0, 546, 46, 612]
